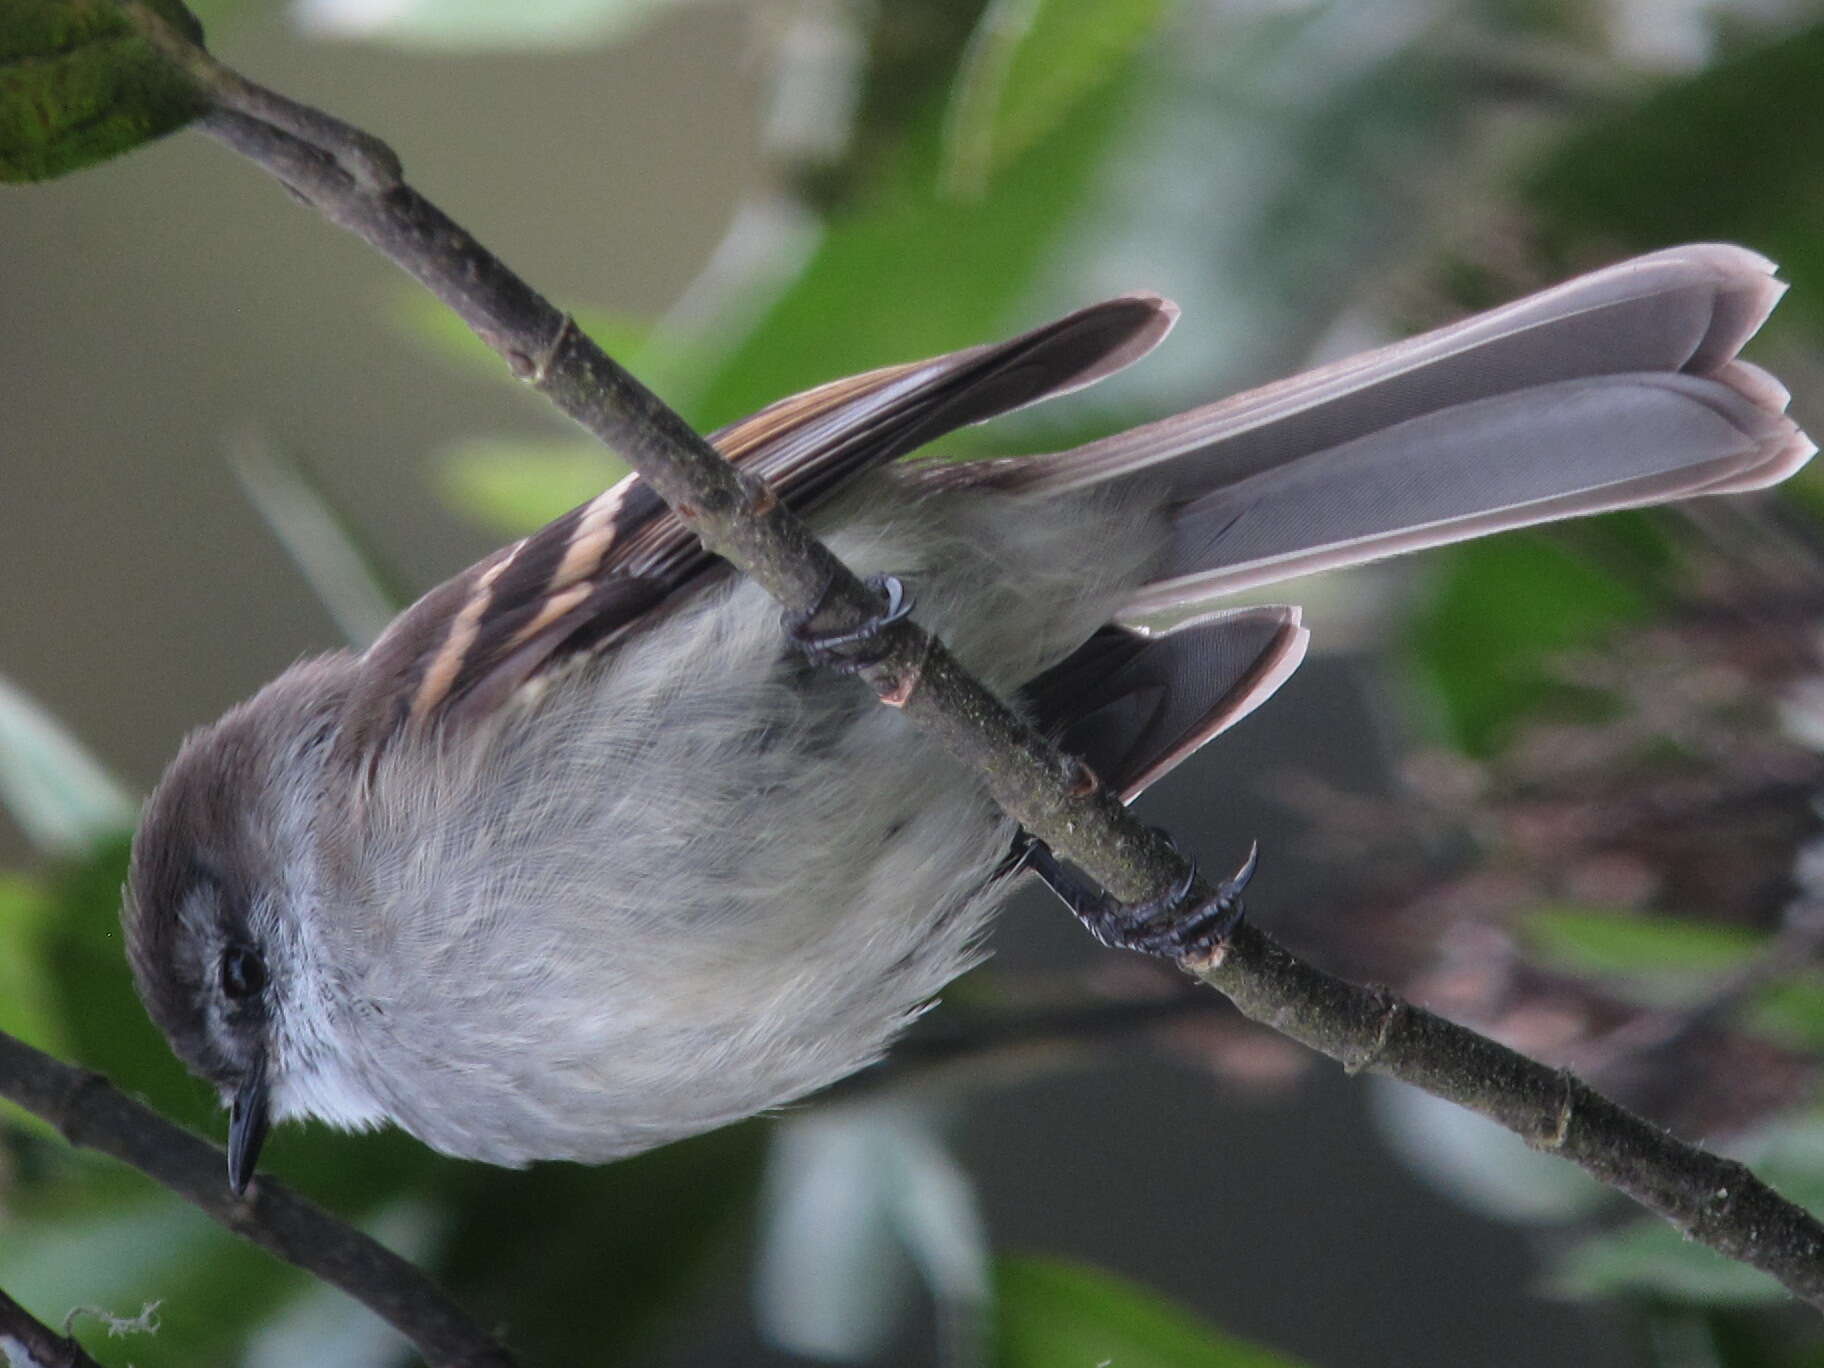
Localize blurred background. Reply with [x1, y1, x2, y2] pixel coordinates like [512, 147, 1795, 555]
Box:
[6, 1, 1824, 1364]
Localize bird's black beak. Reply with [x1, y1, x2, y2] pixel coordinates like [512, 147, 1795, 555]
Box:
[228, 1054, 271, 1195]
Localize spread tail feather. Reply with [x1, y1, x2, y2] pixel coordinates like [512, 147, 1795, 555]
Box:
[1000, 244, 1811, 795]
[974, 244, 1812, 619]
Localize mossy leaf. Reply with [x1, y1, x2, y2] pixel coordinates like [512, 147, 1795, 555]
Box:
[0, 0, 207, 182]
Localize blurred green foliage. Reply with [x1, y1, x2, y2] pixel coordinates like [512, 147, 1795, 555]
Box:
[0, 876, 66, 1064]
[992, 1255, 1308, 1368]
[1522, 905, 1824, 1054]
[1529, 19, 1824, 332]
[688, 16, 1151, 433]
[435, 436, 629, 536]
[1523, 903, 1774, 980]
[939, 0, 1168, 198]
[1409, 532, 1651, 756]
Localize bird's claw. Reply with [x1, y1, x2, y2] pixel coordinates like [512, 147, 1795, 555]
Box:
[788, 574, 913, 672]
[1022, 831, 1259, 960]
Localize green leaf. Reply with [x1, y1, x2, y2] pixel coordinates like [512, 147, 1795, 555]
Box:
[294, 0, 700, 52]
[0, 673, 137, 857]
[434, 436, 629, 535]
[0, 0, 206, 182]
[180, 0, 240, 27]
[0, 875, 68, 1061]
[942, 0, 1169, 197]
[1407, 532, 1648, 756]
[1518, 906, 1824, 1052]
[1520, 904, 1764, 979]
[995, 1255, 1309, 1368]
[436, 1123, 765, 1365]
[1527, 19, 1824, 336]
[1747, 977, 1824, 1054]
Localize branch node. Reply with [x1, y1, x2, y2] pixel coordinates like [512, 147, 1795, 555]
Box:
[1537, 1070, 1575, 1150]
[878, 633, 934, 709]
[521, 313, 575, 385]
[1344, 989, 1402, 1075]
[1695, 1159, 1755, 1229]
[127, 3, 405, 193]
[1187, 935, 1231, 971]
[741, 473, 780, 517]
[1065, 758, 1101, 799]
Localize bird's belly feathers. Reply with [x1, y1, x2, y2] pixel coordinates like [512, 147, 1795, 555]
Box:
[329, 479, 1155, 1163]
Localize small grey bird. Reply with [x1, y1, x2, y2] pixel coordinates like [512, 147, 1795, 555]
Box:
[123, 245, 1812, 1190]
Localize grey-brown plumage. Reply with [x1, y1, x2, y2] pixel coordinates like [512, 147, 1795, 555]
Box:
[124, 245, 1811, 1183]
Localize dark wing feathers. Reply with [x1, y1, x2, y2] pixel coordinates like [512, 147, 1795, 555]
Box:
[333, 294, 1175, 766]
[707, 290, 1173, 507]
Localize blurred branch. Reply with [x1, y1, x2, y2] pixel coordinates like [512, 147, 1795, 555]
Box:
[892, 986, 1217, 1064]
[833, 984, 1226, 1098]
[94, 0, 1824, 1312]
[0, 1030, 516, 1368]
[0, 1286, 106, 1368]
[1589, 891, 1824, 1076]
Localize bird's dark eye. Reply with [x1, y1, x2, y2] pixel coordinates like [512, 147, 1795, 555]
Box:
[220, 945, 268, 1000]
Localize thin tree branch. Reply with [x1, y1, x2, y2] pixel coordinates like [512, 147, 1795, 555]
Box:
[0, 1286, 106, 1368]
[80, 0, 1824, 1312]
[0, 1030, 515, 1368]
[830, 984, 1228, 1101]
[1194, 927, 1824, 1296]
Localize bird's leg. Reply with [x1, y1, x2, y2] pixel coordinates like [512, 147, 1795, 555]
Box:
[787, 573, 914, 672]
[1016, 830, 1258, 959]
